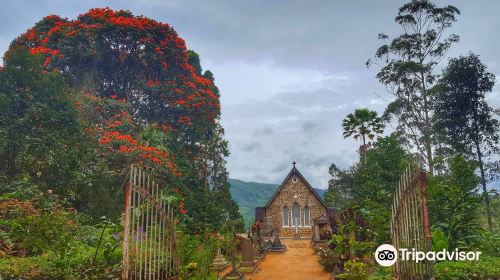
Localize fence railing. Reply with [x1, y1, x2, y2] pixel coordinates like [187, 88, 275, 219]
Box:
[122, 164, 178, 280]
[391, 165, 433, 280]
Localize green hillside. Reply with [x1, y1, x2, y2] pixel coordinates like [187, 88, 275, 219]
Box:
[228, 178, 326, 229]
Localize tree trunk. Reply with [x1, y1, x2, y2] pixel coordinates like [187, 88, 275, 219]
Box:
[426, 143, 434, 176]
[473, 110, 493, 231]
[362, 134, 367, 163]
[420, 68, 434, 176]
[476, 144, 493, 231]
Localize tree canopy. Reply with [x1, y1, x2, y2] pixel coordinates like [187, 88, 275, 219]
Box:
[2, 8, 242, 231]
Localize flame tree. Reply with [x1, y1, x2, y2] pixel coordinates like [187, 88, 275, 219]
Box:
[3, 8, 242, 232]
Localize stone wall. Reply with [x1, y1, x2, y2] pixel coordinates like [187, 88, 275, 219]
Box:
[265, 172, 327, 238]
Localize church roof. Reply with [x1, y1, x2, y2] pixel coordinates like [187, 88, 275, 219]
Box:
[264, 162, 327, 208]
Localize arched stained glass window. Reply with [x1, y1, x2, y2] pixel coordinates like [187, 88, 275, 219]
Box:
[304, 206, 311, 226]
[283, 207, 289, 227]
[292, 203, 301, 226]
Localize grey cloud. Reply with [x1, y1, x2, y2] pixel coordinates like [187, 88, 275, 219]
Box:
[2, 0, 499, 188]
[242, 141, 262, 152]
[271, 160, 293, 173]
[254, 127, 274, 136]
[302, 121, 321, 139]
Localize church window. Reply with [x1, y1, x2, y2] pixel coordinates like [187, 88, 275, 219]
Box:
[283, 207, 290, 227]
[292, 203, 301, 226]
[304, 206, 311, 226]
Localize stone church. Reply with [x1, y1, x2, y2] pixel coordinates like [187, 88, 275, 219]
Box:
[255, 162, 333, 238]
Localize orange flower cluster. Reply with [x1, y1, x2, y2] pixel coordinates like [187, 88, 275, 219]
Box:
[177, 116, 192, 125]
[98, 129, 182, 177]
[98, 130, 137, 145]
[29, 46, 59, 56]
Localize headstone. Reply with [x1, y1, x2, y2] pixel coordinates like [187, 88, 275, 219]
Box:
[268, 228, 287, 253]
[211, 248, 228, 270]
[240, 238, 254, 268]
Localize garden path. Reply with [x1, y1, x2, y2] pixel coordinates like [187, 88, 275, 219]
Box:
[252, 239, 332, 280]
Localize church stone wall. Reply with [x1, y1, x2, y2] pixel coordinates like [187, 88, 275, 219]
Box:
[265, 173, 326, 238]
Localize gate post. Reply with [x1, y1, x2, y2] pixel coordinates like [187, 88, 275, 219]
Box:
[122, 181, 131, 280]
[418, 171, 431, 239]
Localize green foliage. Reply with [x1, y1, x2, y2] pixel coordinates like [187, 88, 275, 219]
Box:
[353, 135, 407, 207]
[461, 231, 500, 256]
[0, 48, 85, 196]
[433, 53, 498, 157]
[368, 267, 391, 280]
[0, 9, 241, 279]
[337, 260, 369, 280]
[369, 0, 461, 175]
[433, 53, 499, 230]
[324, 135, 407, 245]
[324, 207, 375, 274]
[352, 135, 407, 244]
[428, 155, 482, 249]
[0, 188, 122, 279]
[342, 108, 385, 146]
[187, 50, 203, 75]
[477, 194, 500, 234]
[432, 228, 449, 252]
[318, 247, 339, 272]
[434, 256, 500, 280]
[324, 163, 354, 211]
[181, 186, 227, 234]
[177, 232, 218, 280]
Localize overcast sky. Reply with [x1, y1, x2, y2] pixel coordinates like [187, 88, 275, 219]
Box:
[1, 0, 499, 188]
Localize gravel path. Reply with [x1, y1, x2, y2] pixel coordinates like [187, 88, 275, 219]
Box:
[252, 239, 332, 280]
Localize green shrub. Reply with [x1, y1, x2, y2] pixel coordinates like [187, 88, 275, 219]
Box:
[177, 232, 218, 280]
[0, 255, 59, 280]
[434, 256, 500, 280]
[319, 247, 339, 272]
[369, 266, 391, 280]
[0, 195, 122, 279]
[337, 260, 369, 280]
[0, 252, 121, 280]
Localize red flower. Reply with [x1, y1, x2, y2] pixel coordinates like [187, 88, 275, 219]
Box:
[119, 145, 130, 153]
[146, 80, 160, 87]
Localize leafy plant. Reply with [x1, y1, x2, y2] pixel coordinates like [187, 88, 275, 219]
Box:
[432, 227, 449, 252]
[337, 260, 369, 280]
[369, 266, 391, 280]
[428, 155, 482, 249]
[434, 256, 500, 280]
[318, 247, 340, 273]
[460, 231, 500, 256]
[177, 232, 218, 280]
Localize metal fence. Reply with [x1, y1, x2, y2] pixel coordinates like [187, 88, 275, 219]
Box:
[390, 165, 433, 280]
[122, 164, 178, 280]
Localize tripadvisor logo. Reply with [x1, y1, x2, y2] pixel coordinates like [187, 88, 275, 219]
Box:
[375, 244, 398, 266]
[375, 244, 482, 266]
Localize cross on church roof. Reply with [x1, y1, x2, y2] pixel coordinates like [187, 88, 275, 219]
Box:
[292, 161, 296, 168]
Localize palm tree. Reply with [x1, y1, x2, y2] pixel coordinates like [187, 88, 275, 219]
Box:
[342, 108, 385, 147]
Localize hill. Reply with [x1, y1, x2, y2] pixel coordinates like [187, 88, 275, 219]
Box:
[228, 178, 326, 229]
